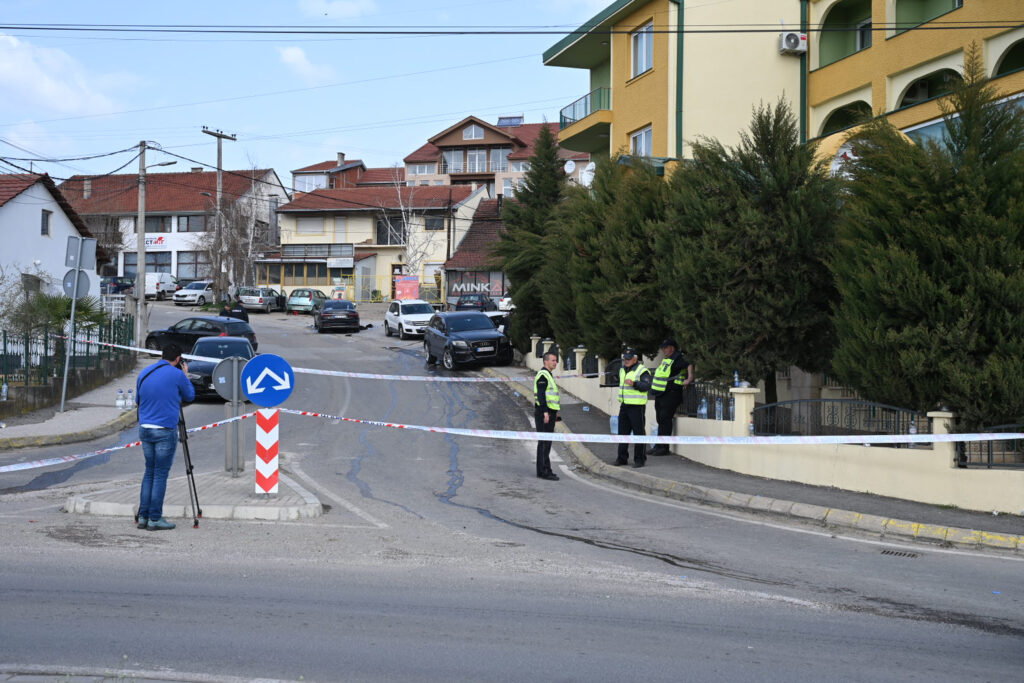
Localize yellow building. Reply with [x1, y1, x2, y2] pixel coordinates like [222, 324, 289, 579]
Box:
[544, 0, 804, 165]
[810, 0, 1024, 160]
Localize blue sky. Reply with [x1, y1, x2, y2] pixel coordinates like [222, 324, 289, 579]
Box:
[0, 0, 609, 187]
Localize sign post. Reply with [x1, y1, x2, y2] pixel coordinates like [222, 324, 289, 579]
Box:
[240, 354, 294, 495]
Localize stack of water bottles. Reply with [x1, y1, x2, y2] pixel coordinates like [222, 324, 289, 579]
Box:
[116, 389, 135, 411]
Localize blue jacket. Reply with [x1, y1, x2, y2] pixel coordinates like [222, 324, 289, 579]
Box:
[136, 360, 195, 429]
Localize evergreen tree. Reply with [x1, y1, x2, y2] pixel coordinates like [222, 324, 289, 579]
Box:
[657, 100, 840, 402]
[831, 46, 1024, 428]
[491, 124, 564, 349]
[536, 190, 583, 351]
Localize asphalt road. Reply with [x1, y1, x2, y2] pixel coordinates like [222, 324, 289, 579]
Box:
[0, 301, 1022, 681]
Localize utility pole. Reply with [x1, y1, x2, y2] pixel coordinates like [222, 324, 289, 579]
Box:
[202, 127, 236, 302]
[135, 141, 146, 347]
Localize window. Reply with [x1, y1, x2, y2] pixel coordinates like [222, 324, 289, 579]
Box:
[856, 19, 872, 51]
[375, 215, 407, 245]
[509, 161, 530, 173]
[441, 149, 463, 174]
[178, 215, 208, 232]
[177, 251, 211, 281]
[425, 216, 445, 231]
[409, 163, 436, 175]
[489, 146, 510, 172]
[296, 216, 324, 234]
[631, 22, 653, 78]
[503, 178, 514, 197]
[466, 148, 487, 173]
[124, 251, 172, 276]
[294, 174, 328, 193]
[41, 209, 52, 236]
[630, 126, 653, 157]
[144, 216, 173, 233]
[463, 123, 484, 140]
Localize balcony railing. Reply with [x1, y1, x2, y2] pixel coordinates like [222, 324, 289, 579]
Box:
[559, 87, 611, 129]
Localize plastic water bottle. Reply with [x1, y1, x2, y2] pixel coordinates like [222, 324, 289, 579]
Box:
[733, 370, 739, 387]
[126, 389, 135, 409]
[728, 396, 735, 421]
[116, 389, 125, 409]
[698, 396, 708, 419]
[1, 381, 7, 402]
[715, 397, 723, 420]
[749, 420, 755, 435]
[609, 415, 619, 434]
[909, 420, 917, 435]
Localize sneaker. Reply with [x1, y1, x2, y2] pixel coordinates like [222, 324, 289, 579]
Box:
[147, 517, 176, 531]
[136, 517, 148, 530]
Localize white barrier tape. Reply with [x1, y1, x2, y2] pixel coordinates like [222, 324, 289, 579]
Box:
[0, 411, 256, 474]
[62, 336, 592, 383]
[277, 408, 1024, 447]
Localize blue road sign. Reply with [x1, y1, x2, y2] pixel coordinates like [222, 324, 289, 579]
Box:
[240, 354, 294, 407]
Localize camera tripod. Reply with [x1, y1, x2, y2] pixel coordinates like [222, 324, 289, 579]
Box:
[178, 406, 202, 528]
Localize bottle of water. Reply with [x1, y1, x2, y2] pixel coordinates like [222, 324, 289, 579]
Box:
[1, 381, 7, 402]
[729, 396, 735, 421]
[116, 389, 125, 410]
[749, 420, 755, 435]
[909, 420, 917, 435]
[715, 396, 723, 420]
[126, 389, 134, 409]
[698, 396, 708, 419]
[733, 370, 739, 387]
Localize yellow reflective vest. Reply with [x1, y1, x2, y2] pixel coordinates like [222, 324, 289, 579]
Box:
[618, 365, 651, 405]
[651, 356, 683, 393]
[534, 368, 560, 411]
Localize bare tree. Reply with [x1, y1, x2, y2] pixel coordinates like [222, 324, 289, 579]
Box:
[375, 166, 449, 293]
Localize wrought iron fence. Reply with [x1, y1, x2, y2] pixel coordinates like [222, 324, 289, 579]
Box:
[581, 354, 599, 378]
[956, 424, 1024, 468]
[680, 381, 734, 419]
[751, 399, 927, 446]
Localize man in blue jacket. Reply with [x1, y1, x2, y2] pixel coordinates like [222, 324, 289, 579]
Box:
[136, 343, 195, 530]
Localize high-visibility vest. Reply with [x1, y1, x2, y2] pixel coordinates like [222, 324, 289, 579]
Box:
[534, 368, 560, 411]
[651, 356, 683, 393]
[618, 365, 650, 405]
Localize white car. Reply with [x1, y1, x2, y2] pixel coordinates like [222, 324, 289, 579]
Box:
[497, 294, 515, 311]
[173, 281, 215, 306]
[384, 299, 436, 339]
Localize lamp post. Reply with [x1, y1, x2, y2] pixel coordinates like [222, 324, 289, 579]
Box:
[135, 141, 176, 348]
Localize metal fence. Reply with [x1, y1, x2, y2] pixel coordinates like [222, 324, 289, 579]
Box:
[956, 424, 1024, 468]
[751, 399, 927, 445]
[680, 381, 734, 419]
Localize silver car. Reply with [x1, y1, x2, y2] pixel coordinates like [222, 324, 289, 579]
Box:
[384, 299, 436, 339]
[238, 286, 285, 313]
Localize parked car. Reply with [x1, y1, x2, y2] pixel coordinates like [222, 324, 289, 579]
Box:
[455, 292, 497, 312]
[185, 336, 255, 400]
[313, 299, 360, 333]
[238, 286, 285, 313]
[423, 311, 513, 370]
[384, 299, 435, 339]
[145, 272, 177, 301]
[173, 280, 215, 306]
[286, 288, 328, 314]
[497, 294, 515, 311]
[100, 276, 134, 295]
[145, 315, 258, 353]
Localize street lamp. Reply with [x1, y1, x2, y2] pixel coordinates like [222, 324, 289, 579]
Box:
[135, 141, 176, 348]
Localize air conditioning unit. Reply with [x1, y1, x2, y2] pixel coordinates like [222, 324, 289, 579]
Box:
[779, 31, 808, 55]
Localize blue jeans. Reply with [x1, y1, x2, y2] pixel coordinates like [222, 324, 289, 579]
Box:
[138, 427, 178, 521]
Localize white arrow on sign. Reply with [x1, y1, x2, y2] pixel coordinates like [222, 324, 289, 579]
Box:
[245, 367, 292, 394]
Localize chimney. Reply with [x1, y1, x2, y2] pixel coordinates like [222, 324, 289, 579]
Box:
[191, 167, 203, 173]
[83, 178, 91, 199]
[337, 152, 346, 163]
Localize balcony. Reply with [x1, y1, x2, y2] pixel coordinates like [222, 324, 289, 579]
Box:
[558, 87, 613, 155]
[559, 87, 611, 129]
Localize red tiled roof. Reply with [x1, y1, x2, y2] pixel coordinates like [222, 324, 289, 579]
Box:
[404, 142, 440, 164]
[292, 159, 365, 173]
[445, 198, 506, 270]
[60, 169, 273, 215]
[279, 184, 473, 212]
[356, 167, 405, 185]
[403, 121, 588, 164]
[0, 173, 39, 208]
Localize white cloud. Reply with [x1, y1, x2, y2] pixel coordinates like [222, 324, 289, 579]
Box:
[297, 0, 378, 18]
[0, 34, 117, 117]
[278, 46, 336, 85]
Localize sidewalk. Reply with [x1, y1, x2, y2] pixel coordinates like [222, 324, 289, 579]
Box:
[2, 355, 1023, 552]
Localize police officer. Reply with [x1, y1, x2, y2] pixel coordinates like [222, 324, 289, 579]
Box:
[228, 295, 250, 323]
[615, 348, 653, 468]
[533, 351, 560, 480]
[648, 338, 694, 455]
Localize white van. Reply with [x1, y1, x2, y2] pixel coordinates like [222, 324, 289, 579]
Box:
[145, 272, 177, 301]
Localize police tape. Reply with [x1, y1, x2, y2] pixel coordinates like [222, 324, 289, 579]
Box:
[0, 411, 256, 474]
[277, 408, 1024, 447]
[62, 336, 594, 383]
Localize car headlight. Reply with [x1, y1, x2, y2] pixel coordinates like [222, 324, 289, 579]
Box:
[187, 372, 203, 382]
[452, 340, 470, 349]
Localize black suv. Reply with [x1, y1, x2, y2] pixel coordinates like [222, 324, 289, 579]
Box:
[145, 315, 258, 353]
[454, 293, 497, 312]
[423, 311, 512, 370]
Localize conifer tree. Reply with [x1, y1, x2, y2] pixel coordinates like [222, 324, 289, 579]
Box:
[830, 46, 1024, 428]
[491, 124, 564, 349]
[657, 100, 840, 402]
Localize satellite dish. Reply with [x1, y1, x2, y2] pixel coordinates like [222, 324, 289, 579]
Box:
[563, 160, 576, 175]
[584, 161, 596, 173]
[579, 161, 596, 187]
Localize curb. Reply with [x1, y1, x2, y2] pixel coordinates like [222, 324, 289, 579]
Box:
[484, 367, 1023, 554]
[0, 409, 137, 451]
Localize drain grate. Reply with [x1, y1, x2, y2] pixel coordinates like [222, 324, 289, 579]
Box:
[881, 549, 920, 558]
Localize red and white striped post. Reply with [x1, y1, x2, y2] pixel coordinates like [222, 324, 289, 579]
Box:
[255, 408, 279, 494]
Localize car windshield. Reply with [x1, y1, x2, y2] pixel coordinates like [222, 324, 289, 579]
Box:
[238, 287, 258, 296]
[289, 291, 309, 299]
[323, 300, 354, 310]
[185, 282, 208, 290]
[448, 315, 495, 332]
[192, 340, 253, 359]
[402, 303, 434, 315]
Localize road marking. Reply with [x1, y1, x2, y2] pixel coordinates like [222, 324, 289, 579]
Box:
[287, 457, 388, 529]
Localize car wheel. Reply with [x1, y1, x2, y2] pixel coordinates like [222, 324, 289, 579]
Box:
[197, 296, 206, 306]
[384, 321, 392, 337]
[156, 292, 164, 301]
[442, 348, 457, 370]
[145, 339, 160, 351]
[398, 324, 407, 340]
[424, 342, 437, 365]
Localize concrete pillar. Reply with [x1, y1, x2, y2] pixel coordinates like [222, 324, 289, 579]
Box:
[574, 346, 588, 377]
[927, 410, 956, 467]
[529, 335, 541, 359]
[730, 387, 760, 437]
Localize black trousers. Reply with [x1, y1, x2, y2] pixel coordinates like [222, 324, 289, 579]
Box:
[535, 408, 556, 476]
[616, 404, 646, 464]
[654, 390, 683, 437]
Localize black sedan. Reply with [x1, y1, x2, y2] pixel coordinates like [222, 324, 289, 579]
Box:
[313, 299, 360, 333]
[145, 315, 258, 353]
[454, 293, 497, 312]
[186, 336, 255, 399]
[423, 311, 512, 370]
